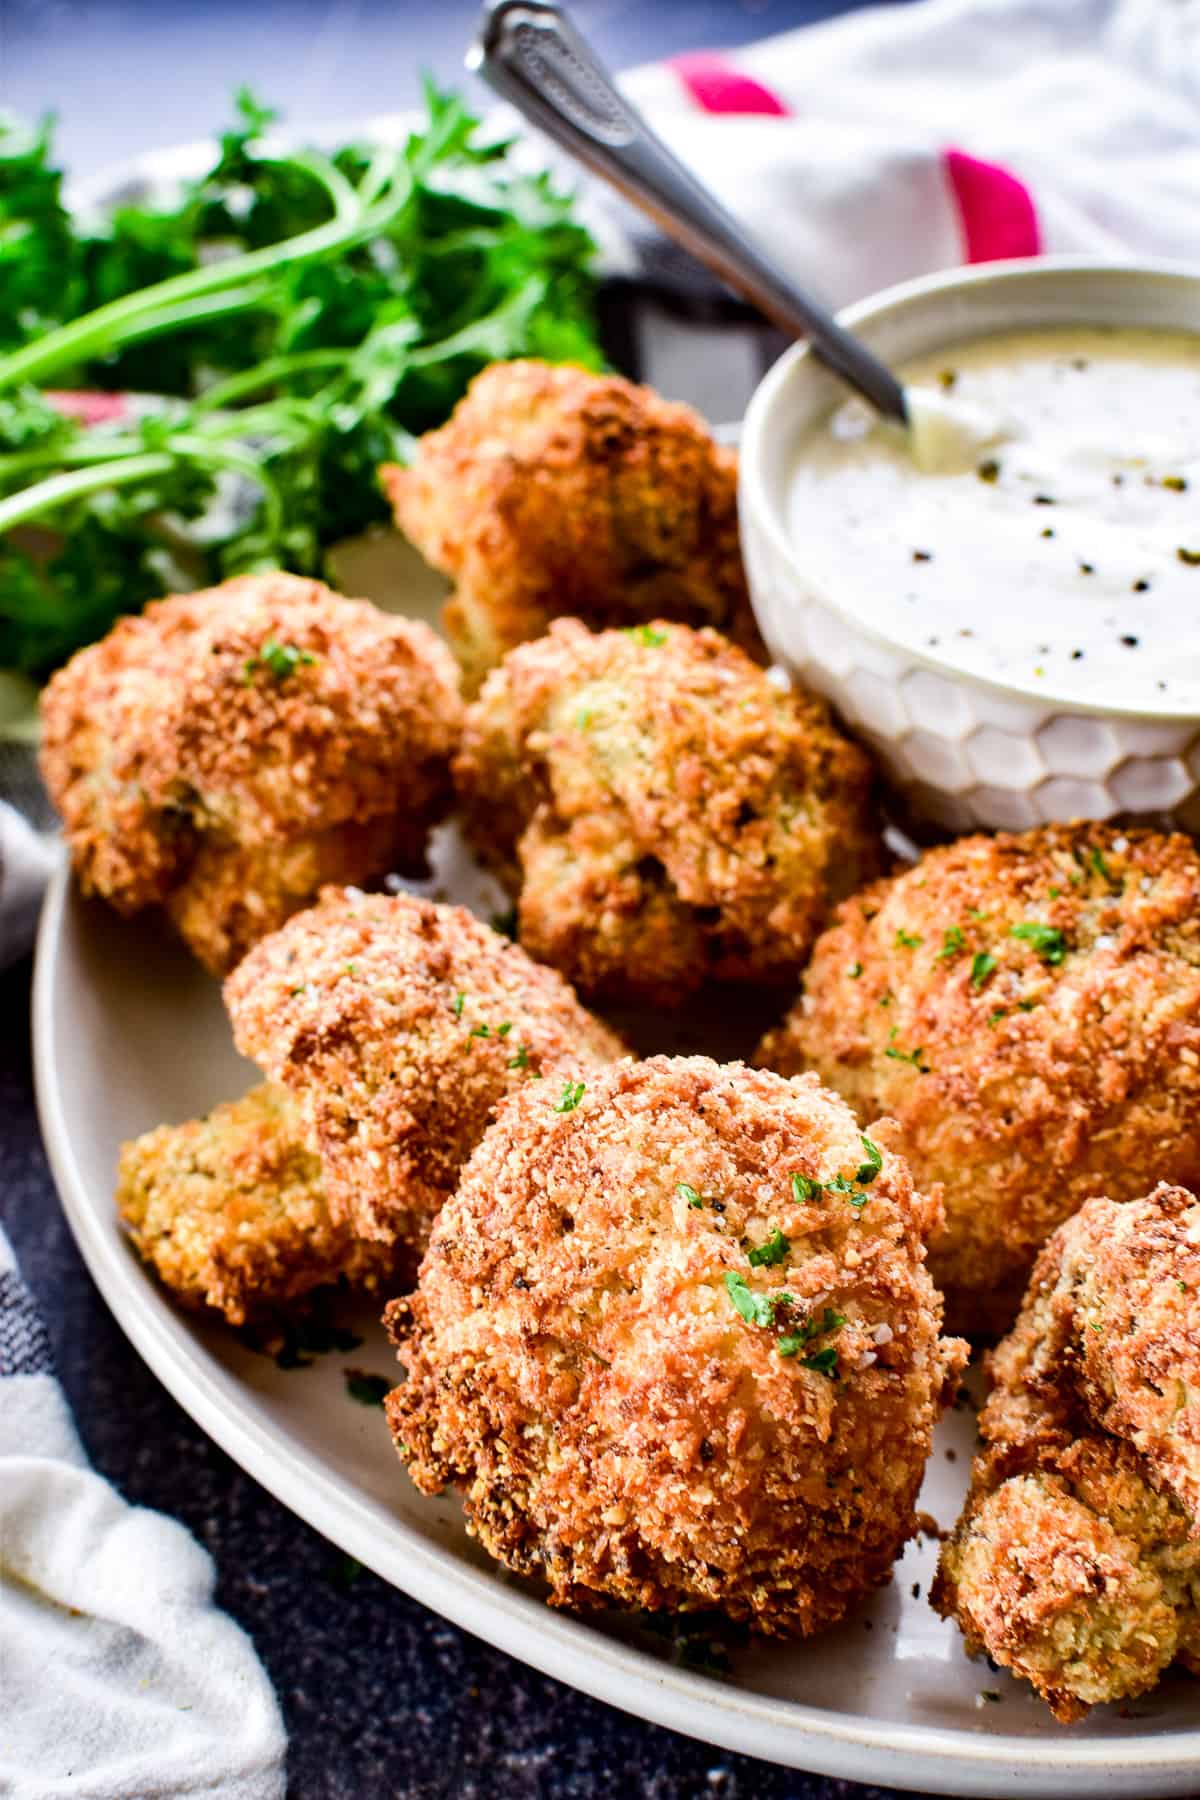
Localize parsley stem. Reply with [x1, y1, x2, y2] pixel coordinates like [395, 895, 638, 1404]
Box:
[197, 350, 353, 411]
[0, 453, 175, 532]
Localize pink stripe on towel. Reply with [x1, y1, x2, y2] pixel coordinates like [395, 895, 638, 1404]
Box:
[671, 53, 790, 116]
[944, 148, 1041, 262]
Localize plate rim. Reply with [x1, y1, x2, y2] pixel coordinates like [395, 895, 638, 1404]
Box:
[32, 859, 1200, 1796]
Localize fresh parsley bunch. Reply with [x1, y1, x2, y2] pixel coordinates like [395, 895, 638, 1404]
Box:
[0, 84, 602, 674]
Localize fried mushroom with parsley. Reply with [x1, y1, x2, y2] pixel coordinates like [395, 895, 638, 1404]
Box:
[757, 824, 1200, 1336]
[39, 572, 463, 975]
[381, 360, 761, 692]
[386, 1055, 966, 1632]
[224, 888, 625, 1253]
[933, 1185, 1200, 1720]
[117, 1083, 401, 1325]
[453, 618, 879, 1006]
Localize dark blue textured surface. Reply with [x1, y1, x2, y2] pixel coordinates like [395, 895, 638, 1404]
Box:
[1, 2, 930, 1791]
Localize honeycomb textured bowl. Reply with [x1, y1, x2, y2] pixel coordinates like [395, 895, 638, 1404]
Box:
[739, 260, 1200, 837]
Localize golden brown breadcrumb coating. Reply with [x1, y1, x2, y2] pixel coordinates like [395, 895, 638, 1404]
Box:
[386, 1056, 966, 1633]
[454, 618, 880, 1006]
[40, 572, 463, 974]
[381, 360, 761, 692]
[757, 823, 1200, 1336]
[933, 1185, 1200, 1720]
[224, 888, 625, 1251]
[117, 1083, 401, 1325]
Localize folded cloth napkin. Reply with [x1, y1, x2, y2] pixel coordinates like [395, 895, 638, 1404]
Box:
[0, 1228, 287, 1799]
[3, 0, 1200, 961]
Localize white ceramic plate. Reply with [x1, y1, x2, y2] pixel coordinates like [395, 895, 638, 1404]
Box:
[33, 846, 1200, 1799]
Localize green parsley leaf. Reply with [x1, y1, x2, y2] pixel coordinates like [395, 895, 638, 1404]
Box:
[937, 926, 965, 960]
[846, 961, 863, 979]
[344, 1370, 390, 1407]
[747, 1227, 790, 1268]
[885, 1029, 929, 1072]
[1090, 845, 1119, 886]
[468, 1023, 490, 1039]
[497, 1021, 513, 1037]
[791, 1171, 824, 1204]
[554, 1079, 586, 1113]
[778, 1306, 846, 1359]
[970, 951, 997, 991]
[245, 638, 315, 682]
[724, 1269, 776, 1328]
[677, 1182, 706, 1209]
[966, 906, 988, 921]
[1009, 921, 1066, 964]
[856, 1134, 883, 1185]
[894, 927, 923, 949]
[506, 1044, 530, 1070]
[625, 624, 667, 647]
[452, 992, 465, 1018]
[987, 1008, 1007, 1028]
[800, 1346, 839, 1377]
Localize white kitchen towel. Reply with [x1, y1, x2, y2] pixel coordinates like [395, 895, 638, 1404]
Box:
[618, 0, 1200, 310]
[4, 0, 1200, 964]
[0, 1228, 287, 1800]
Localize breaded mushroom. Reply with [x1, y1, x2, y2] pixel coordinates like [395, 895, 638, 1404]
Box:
[933, 1186, 1200, 1720]
[454, 619, 880, 1006]
[117, 1083, 401, 1325]
[386, 1056, 966, 1633]
[757, 824, 1200, 1336]
[224, 888, 625, 1251]
[382, 360, 761, 692]
[40, 572, 463, 974]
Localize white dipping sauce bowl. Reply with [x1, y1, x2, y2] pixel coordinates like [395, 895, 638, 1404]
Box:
[739, 259, 1200, 837]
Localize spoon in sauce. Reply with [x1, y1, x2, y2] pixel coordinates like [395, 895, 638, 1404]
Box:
[469, 0, 911, 426]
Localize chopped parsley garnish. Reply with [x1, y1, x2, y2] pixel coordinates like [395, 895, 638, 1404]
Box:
[724, 1270, 777, 1328]
[452, 992, 465, 1018]
[966, 906, 988, 921]
[506, 1044, 530, 1070]
[970, 951, 997, 991]
[575, 706, 593, 730]
[894, 927, 922, 949]
[1177, 1278, 1188, 1293]
[747, 1227, 790, 1268]
[1009, 921, 1066, 964]
[344, 1370, 390, 1407]
[856, 1134, 883, 1185]
[497, 1021, 513, 1037]
[799, 1346, 839, 1378]
[847, 961, 863, 979]
[1090, 845, 1118, 886]
[625, 624, 668, 647]
[885, 1029, 929, 1071]
[936, 926, 965, 961]
[791, 1171, 824, 1204]
[1177, 546, 1200, 567]
[987, 1008, 1007, 1028]
[244, 638, 315, 683]
[677, 1182, 706, 1209]
[468, 1022, 491, 1039]
[554, 1079, 586, 1113]
[344, 962, 356, 975]
[779, 1306, 846, 1370]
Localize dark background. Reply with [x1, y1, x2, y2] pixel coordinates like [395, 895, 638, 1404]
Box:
[2, 3, 932, 1796]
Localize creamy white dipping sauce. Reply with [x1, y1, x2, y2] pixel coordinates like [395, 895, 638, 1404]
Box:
[787, 327, 1200, 710]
